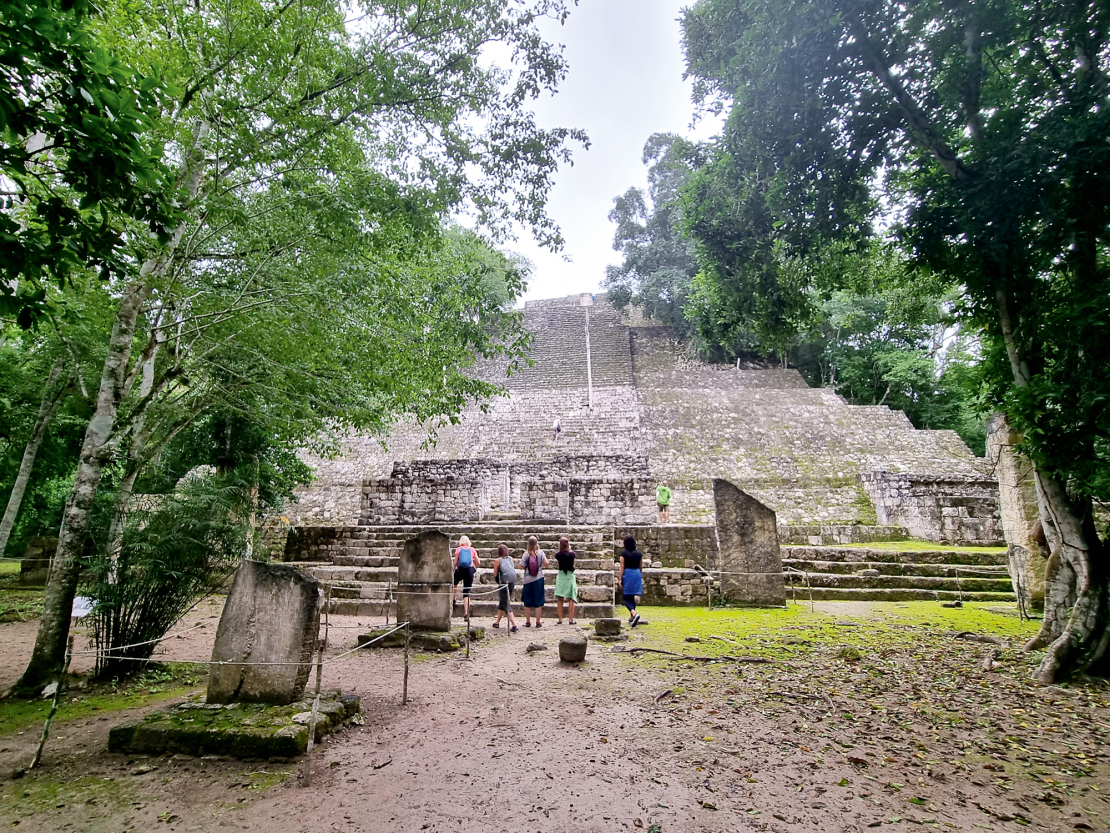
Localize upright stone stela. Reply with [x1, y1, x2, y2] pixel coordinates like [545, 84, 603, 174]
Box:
[207, 561, 320, 705]
[395, 530, 452, 632]
[714, 479, 786, 607]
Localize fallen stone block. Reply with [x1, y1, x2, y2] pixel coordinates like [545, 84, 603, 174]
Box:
[594, 618, 622, 637]
[559, 636, 588, 663]
[357, 625, 484, 653]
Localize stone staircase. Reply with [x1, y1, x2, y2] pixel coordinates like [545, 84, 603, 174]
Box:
[284, 521, 617, 619]
[283, 520, 1016, 612]
[780, 544, 1014, 602]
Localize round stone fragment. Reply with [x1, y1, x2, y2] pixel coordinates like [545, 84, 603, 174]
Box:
[559, 636, 588, 663]
[594, 617, 622, 637]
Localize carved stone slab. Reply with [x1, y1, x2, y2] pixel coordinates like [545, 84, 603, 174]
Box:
[207, 561, 320, 705]
[395, 530, 452, 632]
[714, 479, 786, 607]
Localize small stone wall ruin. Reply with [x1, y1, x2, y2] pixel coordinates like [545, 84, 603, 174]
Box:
[859, 472, 1003, 545]
[360, 455, 655, 525]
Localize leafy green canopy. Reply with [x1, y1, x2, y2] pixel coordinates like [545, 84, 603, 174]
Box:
[0, 0, 179, 327]
[681, 0, 1110, 497]
[605, 133, 703, 338]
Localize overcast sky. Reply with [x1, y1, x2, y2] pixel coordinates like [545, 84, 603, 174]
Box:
[505, 0, 722, 303]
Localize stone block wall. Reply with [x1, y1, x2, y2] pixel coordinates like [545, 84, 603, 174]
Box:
[640, 569, 711, 606]
[276, 295, 1001, 536]
[616, 525, 717, 569]
[361, 455, 655, 525]
[19, 536, 58, 586]
[859, 472, 1003, 544]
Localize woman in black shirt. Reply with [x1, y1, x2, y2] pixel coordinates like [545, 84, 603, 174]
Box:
[618, 535, 643, 627]
[554, 536, 578, 624]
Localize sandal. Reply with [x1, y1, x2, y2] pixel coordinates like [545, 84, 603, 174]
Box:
[536, 622, 542, 628]
[524, 621, 532, 627]
[569, 619, 576, 624]
[511, 626, 518, 633]
[493, 622, 500, 628]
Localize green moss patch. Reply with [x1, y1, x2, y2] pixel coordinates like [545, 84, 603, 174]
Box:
[1, 774, 136, 825]
[632, 601, 1039, 661]
[842, 540, 1007, 554]
[108, 690, 361, 759]
[0, 588, 43, 622]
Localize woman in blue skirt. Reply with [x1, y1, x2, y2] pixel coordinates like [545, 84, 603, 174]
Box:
[519, 535, 549, 627]
[618, 535, 644, 627]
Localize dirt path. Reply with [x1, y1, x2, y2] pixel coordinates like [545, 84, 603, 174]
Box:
[2, 603, 1109, 832]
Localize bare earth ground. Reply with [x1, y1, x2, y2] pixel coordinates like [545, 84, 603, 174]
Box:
[1, 599, 1109, 833]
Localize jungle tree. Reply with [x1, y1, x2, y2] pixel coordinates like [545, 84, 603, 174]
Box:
[681, 0, 1110, 681]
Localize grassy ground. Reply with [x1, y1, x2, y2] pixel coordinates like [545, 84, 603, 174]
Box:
[636, 601, 1036, 660]
[0, 561, 42, 623]
[0, 664, 204, 736]
[617, 602, 1109, 828]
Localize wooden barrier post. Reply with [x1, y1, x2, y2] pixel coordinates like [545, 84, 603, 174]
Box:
[30, 635, 74, 770]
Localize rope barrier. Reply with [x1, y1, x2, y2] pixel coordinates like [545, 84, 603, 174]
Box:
[70, 623, 208, 657]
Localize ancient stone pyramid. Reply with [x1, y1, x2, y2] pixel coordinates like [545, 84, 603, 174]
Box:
[288, 294, 997, 542]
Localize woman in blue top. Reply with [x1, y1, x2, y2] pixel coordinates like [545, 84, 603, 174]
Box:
[452, 535, 480, 618]
[618, 535, 644, 627]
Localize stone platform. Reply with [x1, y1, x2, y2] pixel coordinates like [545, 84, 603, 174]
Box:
[108, 691, 361, 759]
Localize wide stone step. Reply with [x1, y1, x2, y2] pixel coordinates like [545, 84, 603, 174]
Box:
[460, 601, 616, 620]
[783, 559, 1012, 579]
[784, 587, 1016, 603]
[329, 551, 612, 569]
[782, 546, 1008, 567]
[783, 571, 1012, 593]
[324, 595, 617, 617]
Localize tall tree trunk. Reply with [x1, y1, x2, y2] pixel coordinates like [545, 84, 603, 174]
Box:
[0, 358, 70, 560]
[997, 287, 1110, 682]
[105, 337, 162, 582]
[1027, 473, 1109, 683]
[11, 123, 209, 696]
[13, 282, 151, 695]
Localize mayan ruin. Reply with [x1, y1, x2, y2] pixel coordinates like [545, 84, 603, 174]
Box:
[3, 0, 1108, 829]
[279, 294, 1015, 616]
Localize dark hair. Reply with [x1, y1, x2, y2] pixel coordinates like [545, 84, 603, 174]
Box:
[497, 543, 509, 558]
[558, 536, 571, 553]
[623, 535, 636, 551]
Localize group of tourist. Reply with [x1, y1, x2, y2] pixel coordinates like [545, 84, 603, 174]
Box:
[450, 534, 646, 630]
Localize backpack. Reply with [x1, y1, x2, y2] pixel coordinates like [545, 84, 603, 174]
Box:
[526, 552, 541, 577]
[498, 557, 518, 585]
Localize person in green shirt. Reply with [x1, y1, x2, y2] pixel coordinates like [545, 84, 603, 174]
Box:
[656, 482, 672, 523]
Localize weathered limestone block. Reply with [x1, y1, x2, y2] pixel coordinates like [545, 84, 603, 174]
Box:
[395, 530, 452, 632]
[714, 479, 786, 607]
[19, 536, 58, 586]
[559, 636, 588, 662]
[986, 414, 1047, 610]
[579, 586, 612, 603]
[207, 561, 320, 705]
[594, 618, 622, 637]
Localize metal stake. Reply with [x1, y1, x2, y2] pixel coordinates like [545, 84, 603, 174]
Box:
[402, 623, 410, 705]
